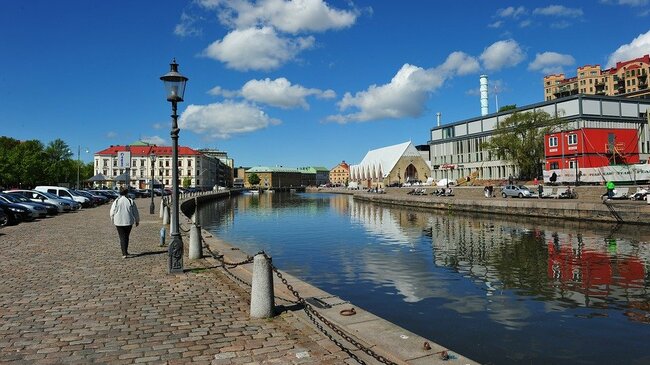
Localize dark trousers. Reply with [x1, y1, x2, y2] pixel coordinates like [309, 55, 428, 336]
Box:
[116, 225, 133, 255]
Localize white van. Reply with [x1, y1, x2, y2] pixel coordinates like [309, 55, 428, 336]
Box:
[34, 186, 91, 208]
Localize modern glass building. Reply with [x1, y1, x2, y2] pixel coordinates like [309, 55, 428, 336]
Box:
[427, 94, 650, 182]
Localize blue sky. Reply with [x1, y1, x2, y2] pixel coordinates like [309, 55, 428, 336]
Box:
[2, 1, 650, 169]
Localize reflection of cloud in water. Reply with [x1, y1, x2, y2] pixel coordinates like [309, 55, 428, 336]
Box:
[349, 201, 414, 245]
[349, 200, 533, 329]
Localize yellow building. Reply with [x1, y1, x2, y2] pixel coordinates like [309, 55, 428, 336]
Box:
[544, 54, 650, 101]
[329, 161, 349, 186]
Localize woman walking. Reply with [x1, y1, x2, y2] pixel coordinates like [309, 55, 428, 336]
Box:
[110, 188, 140, 258]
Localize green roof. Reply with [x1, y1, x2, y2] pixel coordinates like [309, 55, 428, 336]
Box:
[247, 166, 300, 173]
[297, 166, 329, 173]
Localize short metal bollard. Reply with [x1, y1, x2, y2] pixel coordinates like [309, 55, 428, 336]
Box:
[250, 254, 275, 318]
[162, 205, 170, 225]
[160, 227, 166, 246]
[188, 223, 202, 259]
[159, 198, 164, 218]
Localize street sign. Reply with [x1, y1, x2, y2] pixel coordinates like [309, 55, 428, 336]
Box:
[117, 151, 131, 168]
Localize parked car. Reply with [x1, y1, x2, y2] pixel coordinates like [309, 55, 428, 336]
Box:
[0, 208, 7, 227]
[0, 200, 31, 224]
[89, 189, 118, 201]
[74, 190, 108, 205]
[5, 193, 59, 216]
[0, 193, 47, 218]
[6, 189, 73, 213]
[35, 186, 91, 208]
[501, 185, 534, 198]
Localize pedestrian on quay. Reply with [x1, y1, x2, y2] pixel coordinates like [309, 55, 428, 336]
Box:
[110, 187, 140, 259]
[602, 180, 616, 202]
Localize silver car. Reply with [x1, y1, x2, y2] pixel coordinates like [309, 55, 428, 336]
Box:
[501, 185, 534, 198]
[0, 193, 47, 218]
[5, 189, 74, 212]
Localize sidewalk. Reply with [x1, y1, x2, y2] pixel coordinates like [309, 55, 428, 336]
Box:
[0, 200, 351, 364]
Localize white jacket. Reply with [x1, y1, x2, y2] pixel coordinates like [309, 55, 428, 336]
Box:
[110, 196, 140, 226]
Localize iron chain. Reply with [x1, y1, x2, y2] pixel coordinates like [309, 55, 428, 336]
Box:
[268, 258, 397, 365]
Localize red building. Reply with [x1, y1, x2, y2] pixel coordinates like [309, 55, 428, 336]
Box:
[544, 128, 640, 174]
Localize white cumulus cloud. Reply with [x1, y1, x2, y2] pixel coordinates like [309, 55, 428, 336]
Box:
[204, 0, 358, 33]
[141, 136, 167, 146]
[327, 52, 480, 123]
[204, 27, 314, 71]
[496, 6, 527, 18]
[174, 12, 202, 37]
[533, 5, 583, 17]
[179, 101, 281, 139]
[607, 29, 650, 67]
[528, 52, 575, 74]
[241, 78, 335, 109]
[480, 39, 526, 71]
[203, 26, 314, 71]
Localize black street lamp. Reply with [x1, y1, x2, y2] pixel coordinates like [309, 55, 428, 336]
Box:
[160, 59, 188, 274]
[149, 153, 156, 214]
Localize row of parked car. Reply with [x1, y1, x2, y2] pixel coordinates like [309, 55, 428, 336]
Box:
[0, 185, 121, 227]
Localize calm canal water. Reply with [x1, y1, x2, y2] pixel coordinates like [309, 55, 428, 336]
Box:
[199, 192, 650, 365]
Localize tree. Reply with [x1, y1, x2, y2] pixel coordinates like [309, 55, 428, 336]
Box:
[0, 136, 21, 187]
[15, 140, 46, 187]
[182, 177, 191, 188]
[481, 110, 565, 180]
[44, 139, 73, 184]
[247, 173, 261, 186]
[499, 104, 517, 112]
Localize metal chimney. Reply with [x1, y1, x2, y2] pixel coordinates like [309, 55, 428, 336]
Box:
[480, 75, 488, 116]
[436, 112, 441, 127]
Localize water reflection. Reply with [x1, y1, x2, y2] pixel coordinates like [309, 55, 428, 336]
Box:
[200, 193, 650, 364]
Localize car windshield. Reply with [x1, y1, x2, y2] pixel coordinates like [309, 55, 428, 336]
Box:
[517, 185, 530, 190]
[40, 191, 60, 199]
[0, 194, 21, 203]
[69, 190, 84, 197]
[7, 194, 29, 202]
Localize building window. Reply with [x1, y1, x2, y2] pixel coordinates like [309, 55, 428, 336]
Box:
[549, 136, 558, 147]
[550, 162, 559, 169]
[568, 134, 577, 145]
[569, 160, 577, 169]
[165, 160, 170, 167]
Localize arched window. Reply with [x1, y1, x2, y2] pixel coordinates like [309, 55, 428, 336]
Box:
[405, 164, 418, 181]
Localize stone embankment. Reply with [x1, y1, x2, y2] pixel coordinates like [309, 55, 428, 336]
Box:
[311, 185, 650, 225]
[0, 191, 479, 365]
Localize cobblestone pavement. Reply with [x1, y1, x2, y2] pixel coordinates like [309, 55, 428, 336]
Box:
[0, 200, 351, 364]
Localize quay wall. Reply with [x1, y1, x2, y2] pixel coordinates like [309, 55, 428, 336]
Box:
[309, 186, 650, 225]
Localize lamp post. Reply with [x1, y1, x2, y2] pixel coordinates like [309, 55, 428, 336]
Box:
[161, 58, 188, 274]
[76, 145, 89, 189]
[150, 153, 156, 214]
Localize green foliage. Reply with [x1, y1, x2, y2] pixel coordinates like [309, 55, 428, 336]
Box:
[481, 111, 565, 179]
[499, 104, 517, 112]
[182, 177, 191, 188]
[247, 173, 261, 186]
[0, 136, 79, 188]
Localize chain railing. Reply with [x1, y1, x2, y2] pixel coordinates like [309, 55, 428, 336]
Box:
[262, 253, 398, 365]
[196, 229, 399, 364]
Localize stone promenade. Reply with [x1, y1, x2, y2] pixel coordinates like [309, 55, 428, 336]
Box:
[0, 199, 351, 364]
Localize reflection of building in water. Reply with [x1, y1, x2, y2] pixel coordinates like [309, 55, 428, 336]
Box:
[424, 214, 650, 313]
[329, 194, 352, 216]
[546, 232, 648, 311]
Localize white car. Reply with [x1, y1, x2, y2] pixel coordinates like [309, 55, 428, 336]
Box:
[34, 186, 90, 208]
